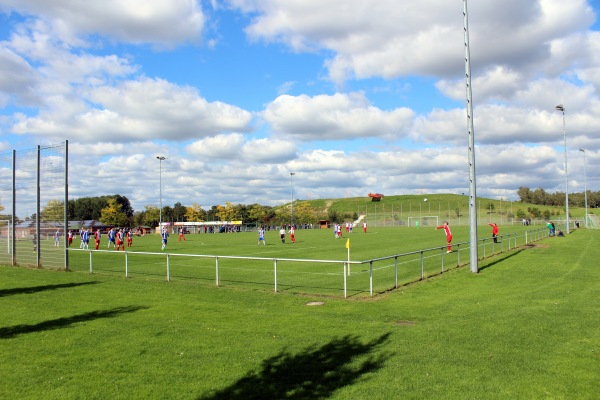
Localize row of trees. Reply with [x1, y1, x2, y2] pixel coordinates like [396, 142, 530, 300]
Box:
[517, 187, 600, 208]
[31, 195, 343, 228]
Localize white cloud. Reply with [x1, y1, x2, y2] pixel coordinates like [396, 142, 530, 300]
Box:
[263, 92, 414, 141]
[231, 0, 595, 83]
[0, 0, 207, 46]
[11, 78, 254, 142]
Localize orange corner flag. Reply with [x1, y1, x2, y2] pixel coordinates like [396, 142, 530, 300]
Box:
[345, 238, 350, 249]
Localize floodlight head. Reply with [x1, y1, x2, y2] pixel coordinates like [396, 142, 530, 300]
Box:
[555, 104, 564, 112]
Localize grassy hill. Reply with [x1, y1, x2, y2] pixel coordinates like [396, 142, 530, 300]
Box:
[290, 193, 594, 227]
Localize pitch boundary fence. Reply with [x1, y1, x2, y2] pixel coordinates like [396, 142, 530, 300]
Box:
[70, 227, 549, 298]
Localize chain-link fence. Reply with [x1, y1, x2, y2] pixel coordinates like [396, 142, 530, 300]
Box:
[0, 142, 68, 269]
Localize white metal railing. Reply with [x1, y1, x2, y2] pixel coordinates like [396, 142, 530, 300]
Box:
[70, 227, 548, 298]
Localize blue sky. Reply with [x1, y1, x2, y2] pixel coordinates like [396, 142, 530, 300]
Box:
[0, 0, 599, 215]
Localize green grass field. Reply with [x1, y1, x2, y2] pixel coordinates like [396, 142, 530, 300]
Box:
[62, 224, 546, 297]
[1, 226, 598, 399]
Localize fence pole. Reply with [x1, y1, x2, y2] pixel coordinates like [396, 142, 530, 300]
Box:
[457, 244, 461, 266]
[420, 251, 424, 279]
[369, 260, 373, 296]
[274, 259, 278, 293]
[394, 257, 398, 288]
[441, 248, 445, 273]
[166, 254, 170, 282]
[125, 252, 129, 277]
[89, 251, 93, 273]
[215, 256, 219, 287]
[343, 262, 347, 298]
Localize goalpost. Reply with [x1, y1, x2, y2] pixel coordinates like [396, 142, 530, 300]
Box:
[408, 216, 439, 228]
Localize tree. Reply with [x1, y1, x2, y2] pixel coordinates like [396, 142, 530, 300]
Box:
[294, 201, 316, 224]
[216, 202, 237, 222]
[143, 206, 160, 227]
[100, 198, 129, 226]
[247, 204, 268, 224]
[185, 203, 205, 222]
[41, 199, 64, 221]
[173, 202, 187, 222]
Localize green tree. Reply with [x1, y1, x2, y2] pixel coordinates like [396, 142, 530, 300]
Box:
[247, 204, 267, 224]
[143, 206, 160, 227]
[41, 199, 64, 221]
[173, 202, 187, 222]
[294, 201, 316, 224]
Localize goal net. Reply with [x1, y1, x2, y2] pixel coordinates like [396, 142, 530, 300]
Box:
[408, 216, 439, 228]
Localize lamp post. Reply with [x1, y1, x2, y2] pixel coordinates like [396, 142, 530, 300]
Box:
[555, 105, 569, 234]
[157, 156, 166, 232]
[290, 172, 295, 226]
[580, 148, 588, 228]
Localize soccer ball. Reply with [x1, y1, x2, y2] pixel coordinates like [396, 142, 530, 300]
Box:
[424, 198, 428, 202]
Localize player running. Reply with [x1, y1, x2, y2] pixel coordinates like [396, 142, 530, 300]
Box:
[258, 227, 266, 245]
[161, 228, 169, 250]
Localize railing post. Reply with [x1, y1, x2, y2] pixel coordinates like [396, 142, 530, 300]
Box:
[125, 252, 129, 277]
[343, 262, 347, 298]
[274, 259, 278, 293]
[369, 261, 373, 296]
[441, 248, 445, 273]
[215, 256, 219, 287]
[89, 250, 93, 273]
[457, 244, 461, 266]
[420, 251, 424, 280]
[394, 257, 398, 288]
[166, 254, 170, 282]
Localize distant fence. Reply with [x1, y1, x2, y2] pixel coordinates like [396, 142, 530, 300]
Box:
[0, 142, 68, 270]
[69, 227, 549, 298]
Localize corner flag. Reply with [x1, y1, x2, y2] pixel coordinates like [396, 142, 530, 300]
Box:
[345, 238, 350, 249]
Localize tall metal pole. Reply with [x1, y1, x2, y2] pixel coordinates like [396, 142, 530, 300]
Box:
[157, 156, 166, 232]
[64, 140, 69, 271]
[463, 0, 478, 273]
[290, 172, 295, 226]
[555, 105, 569, 234]
[580, 148, 588, 228]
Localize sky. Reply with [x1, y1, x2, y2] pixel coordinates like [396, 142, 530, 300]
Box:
[1, 0, 599, 213]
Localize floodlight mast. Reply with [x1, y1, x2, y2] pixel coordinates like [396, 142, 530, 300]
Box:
[463, 0, 478, 273]
[157, 156, 166, 231]
[555, 105, 569, 234]
[290, 172, 295, 226]
[580, 148, 588, 228]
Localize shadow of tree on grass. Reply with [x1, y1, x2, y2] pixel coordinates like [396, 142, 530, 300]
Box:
[198, 333, 391, 400]
[0, 281, 100, 297]
[0, 305, 148, 339]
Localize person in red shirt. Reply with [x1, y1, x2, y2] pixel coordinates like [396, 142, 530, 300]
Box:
[436, 221, 453, 253]
[127, 229, 133, 247]
[489, 222, 499, 243]
[94, 229, 101, 250]
[116, 229, 125, 251]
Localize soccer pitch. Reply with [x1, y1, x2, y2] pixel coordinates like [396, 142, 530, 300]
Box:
[65, 224, 545, 297]
[0, 228, 598, 399]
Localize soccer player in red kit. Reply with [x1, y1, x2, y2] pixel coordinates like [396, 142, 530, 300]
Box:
[436, 221, 453, 253]
[94, 229, 101, 250]
[127, 229, 133, 247]
[116, 229, 125, 251]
